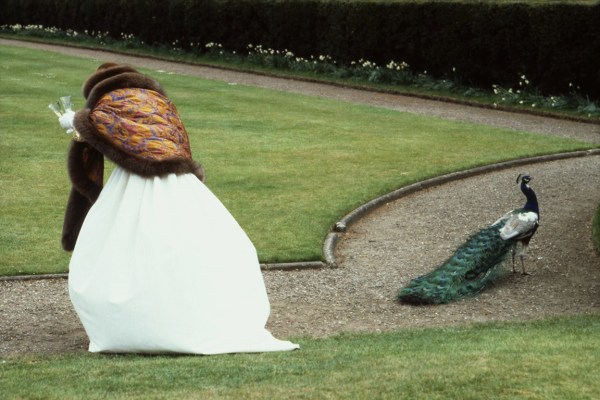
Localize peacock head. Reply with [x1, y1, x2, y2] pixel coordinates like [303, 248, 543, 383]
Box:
[516, 173, 532, 184]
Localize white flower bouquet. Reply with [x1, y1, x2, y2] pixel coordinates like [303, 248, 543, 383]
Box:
[49, 96, 83, 141]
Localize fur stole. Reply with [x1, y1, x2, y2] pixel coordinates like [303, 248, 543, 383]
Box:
[62, 64, 205, 251]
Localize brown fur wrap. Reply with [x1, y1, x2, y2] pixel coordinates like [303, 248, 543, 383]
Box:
[62, 64, 205, 251]
[62, 140, 104, 251]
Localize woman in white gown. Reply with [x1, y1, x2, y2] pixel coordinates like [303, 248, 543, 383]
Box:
[59, 63, 298, 354]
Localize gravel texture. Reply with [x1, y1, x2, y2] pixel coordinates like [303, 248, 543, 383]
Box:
[1, 39, 599, 356]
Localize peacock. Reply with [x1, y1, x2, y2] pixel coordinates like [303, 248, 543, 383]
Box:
[397, 173, 539, 305]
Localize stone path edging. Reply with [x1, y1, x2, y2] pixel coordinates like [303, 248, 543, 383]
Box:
[3, 148, 597, 281]
[322, 148, 600, 267]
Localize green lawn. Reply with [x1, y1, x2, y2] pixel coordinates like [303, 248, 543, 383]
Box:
[1, 315, 599, 399]
[1, 42, 599, 400]
[0, 44, 595, 275]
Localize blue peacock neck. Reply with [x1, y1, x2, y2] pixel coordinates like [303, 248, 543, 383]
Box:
[521, 181, 539, 215]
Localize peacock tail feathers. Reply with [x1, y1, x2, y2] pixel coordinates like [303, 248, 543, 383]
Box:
[397, 220, 513, 305]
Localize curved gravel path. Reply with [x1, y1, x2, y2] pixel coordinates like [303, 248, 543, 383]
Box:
[1, 39, 599, 356]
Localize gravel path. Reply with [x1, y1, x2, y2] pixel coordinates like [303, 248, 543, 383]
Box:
[1, 39, 599, 356]
[267, 155, 600, 337]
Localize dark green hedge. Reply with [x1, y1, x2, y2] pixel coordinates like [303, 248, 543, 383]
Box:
[2, 0, 598, 99]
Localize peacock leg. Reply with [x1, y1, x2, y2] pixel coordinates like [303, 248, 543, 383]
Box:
[511, 243, 517, 273]
[519, 243, 531, 275]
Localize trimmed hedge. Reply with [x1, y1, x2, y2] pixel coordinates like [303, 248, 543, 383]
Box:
[2, 0, 598, 99]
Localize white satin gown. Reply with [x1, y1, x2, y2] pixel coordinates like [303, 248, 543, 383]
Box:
[68, 166, 299, 354]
